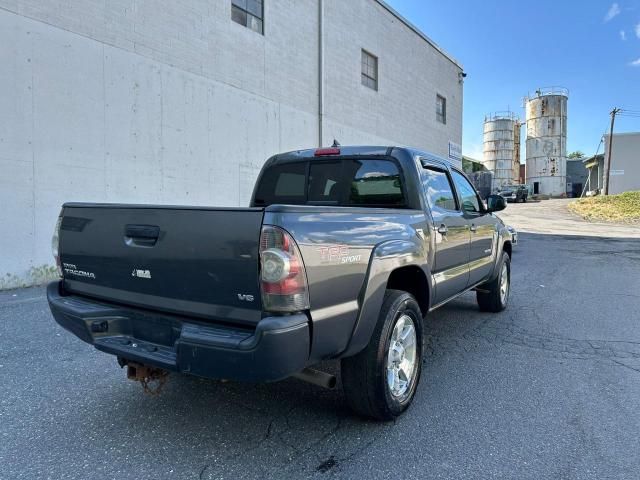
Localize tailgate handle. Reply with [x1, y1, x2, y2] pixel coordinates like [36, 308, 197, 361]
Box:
[125, 225, 160, 247]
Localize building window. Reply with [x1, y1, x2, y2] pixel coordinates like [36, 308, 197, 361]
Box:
[436, 94, 446, 124]
[361, 50, 378, 91]
[231, 0, 263, 34]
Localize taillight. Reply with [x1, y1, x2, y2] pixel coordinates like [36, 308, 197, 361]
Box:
[259, 225, 309, 312]
[51, 215, 63, 277]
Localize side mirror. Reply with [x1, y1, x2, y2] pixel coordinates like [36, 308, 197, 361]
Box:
[486, 194, 506, 213]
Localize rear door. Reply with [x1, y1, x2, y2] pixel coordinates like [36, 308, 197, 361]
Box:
[421, 166, 470, 304]
[450, 170, 496, 286]
[59, 205, 264, 325]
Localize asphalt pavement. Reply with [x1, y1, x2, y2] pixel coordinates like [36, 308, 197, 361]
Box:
[1, 202, 639, 479]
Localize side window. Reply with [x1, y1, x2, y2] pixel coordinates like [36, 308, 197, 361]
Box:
[451, 170, 481, 213]
[308, 162, 343, 203]
[347, 160, 404, 206]
[423, 167, 457, 211]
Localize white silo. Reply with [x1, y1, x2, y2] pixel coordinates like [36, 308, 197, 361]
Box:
[524, 87, 568, 196]
[483, 112, 519, 191]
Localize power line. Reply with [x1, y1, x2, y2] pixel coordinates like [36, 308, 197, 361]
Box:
[617, 108, 640, 117]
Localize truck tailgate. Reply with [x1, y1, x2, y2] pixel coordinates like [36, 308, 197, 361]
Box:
[58, 204, 264, 325]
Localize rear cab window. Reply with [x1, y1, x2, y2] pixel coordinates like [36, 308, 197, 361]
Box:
[253, 158, 406, 208]
[256, 163, 307, 205]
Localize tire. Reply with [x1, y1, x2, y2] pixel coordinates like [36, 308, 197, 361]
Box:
[476, 251, 511, 312]
[341, 290, 423, 421]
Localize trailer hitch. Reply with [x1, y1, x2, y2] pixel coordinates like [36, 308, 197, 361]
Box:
[121, 360, 169, 396]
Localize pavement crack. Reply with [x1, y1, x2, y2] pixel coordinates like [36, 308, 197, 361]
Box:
[198, 464, 209, 480]
[425, 307, 640, 363]
[612, 359, 640, 374]
[316, 455, 337, 474]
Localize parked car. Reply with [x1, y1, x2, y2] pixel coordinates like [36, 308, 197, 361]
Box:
[507, 225, 518, 247]
[48, 146, 512, 420]
[499, 185, 528, 203]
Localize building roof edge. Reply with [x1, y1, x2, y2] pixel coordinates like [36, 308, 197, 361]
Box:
[374, 0, 463, 70]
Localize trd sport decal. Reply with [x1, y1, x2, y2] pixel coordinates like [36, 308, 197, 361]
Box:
[316, 245, 361, 264]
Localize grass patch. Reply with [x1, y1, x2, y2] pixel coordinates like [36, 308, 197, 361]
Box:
[568, 191, 640, 223]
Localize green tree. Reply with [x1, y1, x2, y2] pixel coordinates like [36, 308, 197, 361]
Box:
[568, 151, 585, 159]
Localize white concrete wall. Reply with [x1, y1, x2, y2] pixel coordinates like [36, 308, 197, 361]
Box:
[0, 7, 318, 288]
[0, 1, 462, 288]
[323, 0, 463, 157]
[604, 133, 640, 195]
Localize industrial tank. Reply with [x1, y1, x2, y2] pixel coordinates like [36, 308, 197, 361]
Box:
[524, 87, 568, 196]
[482, 112, 519, 190]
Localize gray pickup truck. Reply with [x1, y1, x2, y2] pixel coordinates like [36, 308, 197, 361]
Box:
[48, 146, 511, 420]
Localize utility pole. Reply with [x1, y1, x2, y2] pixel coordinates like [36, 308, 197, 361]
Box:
[604, 107, 620, 195]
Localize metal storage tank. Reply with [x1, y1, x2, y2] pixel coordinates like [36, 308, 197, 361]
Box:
[482, 112, 519, 190]
[524, 87, 568, 196]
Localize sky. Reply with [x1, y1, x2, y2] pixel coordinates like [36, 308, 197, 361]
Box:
[386, 0, 640, 160]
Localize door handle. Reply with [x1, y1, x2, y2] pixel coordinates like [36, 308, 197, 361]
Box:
[124, 224, 160, 247]
[437, 224, 448, 235]
[470, 224, 477, 233]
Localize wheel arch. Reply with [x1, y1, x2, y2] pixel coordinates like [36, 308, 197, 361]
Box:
[341, 239, 431, 357]
[386, 265, 429, 317]
[503, 240, 512, 258]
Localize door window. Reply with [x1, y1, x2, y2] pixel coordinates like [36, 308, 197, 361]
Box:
[451, 170, 481, 213]
[422, 167, 457, 211]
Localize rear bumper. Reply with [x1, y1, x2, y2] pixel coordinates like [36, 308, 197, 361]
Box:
[47, 281, 310, 382]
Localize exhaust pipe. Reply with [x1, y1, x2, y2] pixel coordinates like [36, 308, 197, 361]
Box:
[292, 368, 337, 389]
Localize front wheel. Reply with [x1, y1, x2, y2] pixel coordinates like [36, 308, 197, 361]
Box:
[476, 251, 511, 312]
[341, 290, 423, 420]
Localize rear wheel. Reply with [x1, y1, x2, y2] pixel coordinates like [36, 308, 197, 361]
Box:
[476, 251, 510, 312]
[341, 290, 423, 420]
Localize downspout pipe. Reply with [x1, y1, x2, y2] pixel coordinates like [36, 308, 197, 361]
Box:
[318, 0, 324, 147]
